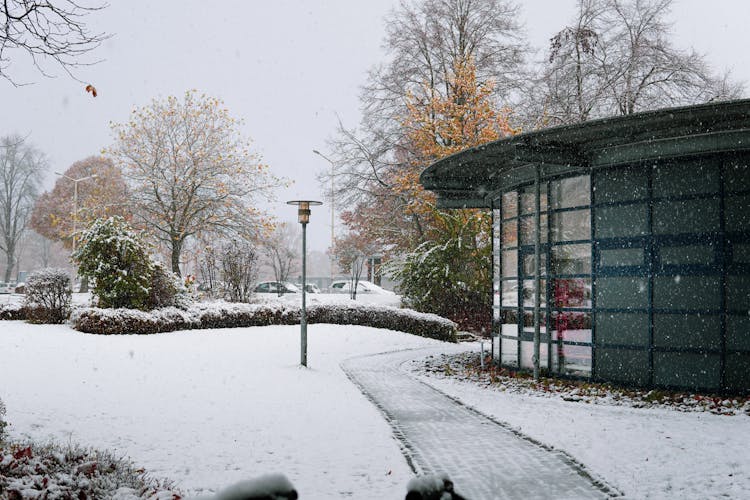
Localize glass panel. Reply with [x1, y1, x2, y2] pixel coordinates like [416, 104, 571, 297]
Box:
[727, 315, 750, 350]
[595, 204, 648, 238]
[727, 275, 750, 311]
[653, 162, 720, 197]
[733, 244, 750, 265]
[501, 338, 518, 367]
[725, 354, 750, 392]
[520, 341, 549, 370]
[522, 311, 548, 337]
[599, 247, 644, 267]
[522, 253, 547, 277]
[653, 352, 720, 390]
[555, 344, 591, 376]
[653, 313, 721, 350]
[595, 312, 649, 346]
[726, 194, 750, 233]
[654, 276, 721, 310]
[500, 309, 519, 338]
[502, 280, 518, 307]
[724, 163, 750, 193]
[551, 311, 591, 343]
[553, 278, 592, 308]
[549, 175, 590, 209]
[595, 348, 649, 385]
[594, 167, 648, 204]
[550, 209, 590, 242]
[502, 220, 518, 247]
[502, 250, 518, 278]
[522, 279, 546, 307]
[502, 191, 518, 219]
[551, 244, 591, 274]
[520, 184, 548, 215]
[660, 245, 715, 266]
[596, 277, 649, 309]
[653, 198, 720, 235]
[520, 215, 548, 244]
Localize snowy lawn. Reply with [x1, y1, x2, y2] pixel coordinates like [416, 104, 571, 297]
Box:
[0, 321, 443, 498]
[409, 347, 750, 499]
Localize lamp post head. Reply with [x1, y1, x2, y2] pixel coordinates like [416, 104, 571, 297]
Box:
[287, 200, 322, 225]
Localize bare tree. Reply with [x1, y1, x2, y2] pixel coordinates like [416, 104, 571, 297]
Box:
[0, 134, 45, 282]
[262, 222, 299, 295]
[221, 239, 259, 303]
[108, 90, 283, 276]
[0, 0, 109, 84]
[537, 0, 744, 126]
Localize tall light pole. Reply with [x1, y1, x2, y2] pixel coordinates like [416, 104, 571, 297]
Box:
[54, 172, 98, 255]
[312, 149, 335, 288]
[287, 200, 322, 367]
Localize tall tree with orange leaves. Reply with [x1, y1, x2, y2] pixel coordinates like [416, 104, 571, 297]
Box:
[384, 59, 517, 331]
[107, 91, 283, 275]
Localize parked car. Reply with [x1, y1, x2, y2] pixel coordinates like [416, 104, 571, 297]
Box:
[295, 283, 321, 294]
[0, 282, 11, 294]
[253, 281, 299, 294]
[329, 280, 396, 295]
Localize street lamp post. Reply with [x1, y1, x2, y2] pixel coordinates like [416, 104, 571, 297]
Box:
[287, 200, 322, 367]
[54, 172, 98, 255]
[312, 149, 335, 289]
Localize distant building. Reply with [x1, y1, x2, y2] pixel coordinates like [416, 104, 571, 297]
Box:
[421, 99, 750, 392]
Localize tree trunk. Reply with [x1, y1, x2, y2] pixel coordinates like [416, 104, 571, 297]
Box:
[171, 240, 182, 276]
[4, 245, 15, 283]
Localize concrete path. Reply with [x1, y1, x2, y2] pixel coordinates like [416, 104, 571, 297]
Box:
[341, 348, 618, 500]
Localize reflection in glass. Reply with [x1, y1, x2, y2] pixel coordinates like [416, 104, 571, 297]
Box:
[522, 253, 547, 277]
[502, 191, 518, 219]
[520, 215, 548, 244]
[553, 278, 592, 308]
[502, 280, 518, 307]
[549, 175, 590, 209]
[552, 345, 592, 376]
[523, 279, 547, 307]
[501, 309, 519, 338]
[521, 341, 549, 370]
[520, 184, 548, 214]
[599, 247, 643, 267]
[503, 220, 518, 247]
[501, 338, 518, 366]
[550, 209, 590, 242]
[551, 311, 592, 343]
[502, 250, 518, 277]
[551, 244, 591, 274]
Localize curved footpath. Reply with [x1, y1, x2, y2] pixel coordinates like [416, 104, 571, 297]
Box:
[341, 348, 619, 500]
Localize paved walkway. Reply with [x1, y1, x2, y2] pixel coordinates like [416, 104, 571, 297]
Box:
[341, 348, 618, 500]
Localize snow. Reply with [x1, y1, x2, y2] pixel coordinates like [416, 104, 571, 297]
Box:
[408, 346, 750, 499]
[0, 321, 442, 498]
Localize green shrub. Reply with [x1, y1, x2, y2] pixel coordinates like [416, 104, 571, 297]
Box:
[23, 268, 72, 324]
[73, 217, 153, 310]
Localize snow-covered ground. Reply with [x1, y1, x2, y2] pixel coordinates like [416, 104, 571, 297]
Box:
[409, 350, 750, 499]
[0, 321, 441, 498]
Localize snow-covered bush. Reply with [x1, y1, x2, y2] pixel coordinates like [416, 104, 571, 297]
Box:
[0, 397, 6, 442]
[146, 260, 192, 310]
[221, 239, 259, 302]
[23, 268, 72, 324]
[70, 301, 458, 341]
[73, 217, 153, 310]
[0, 303, 26, 321]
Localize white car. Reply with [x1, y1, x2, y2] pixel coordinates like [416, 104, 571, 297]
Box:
[0, 282, 10, 294]
[329, 280, 396, 295]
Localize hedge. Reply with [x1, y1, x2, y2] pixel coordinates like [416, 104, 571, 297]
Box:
[0, 303, 26, 321]
[70, 302, 457, 342]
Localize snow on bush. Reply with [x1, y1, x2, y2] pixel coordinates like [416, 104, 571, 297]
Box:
[0, 440, 180, 499]
[23, 268, 72, 324]
[196, 473, 298, 500]
[406, 474, 464, 500]
[0, 302, 26, 321]
[70, 301, 458, 341]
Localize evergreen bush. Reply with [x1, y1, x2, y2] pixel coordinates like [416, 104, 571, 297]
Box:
[23, 268, 72, 324]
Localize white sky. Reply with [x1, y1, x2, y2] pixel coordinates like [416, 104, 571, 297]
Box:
[1, 0, 748, 252]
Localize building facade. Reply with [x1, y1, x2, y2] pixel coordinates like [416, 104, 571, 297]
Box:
[420, 100, 750, 392]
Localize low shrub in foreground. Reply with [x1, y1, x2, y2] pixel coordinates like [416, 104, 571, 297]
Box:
[70, 302, 458, 342]
[23, 268, 72, 324]
[0, 303, 26, 321]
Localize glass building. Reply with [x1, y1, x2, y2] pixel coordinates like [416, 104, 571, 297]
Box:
[420, 100, 750, 392]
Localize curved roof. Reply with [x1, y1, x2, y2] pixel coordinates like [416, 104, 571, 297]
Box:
[420, 99, 750, 208]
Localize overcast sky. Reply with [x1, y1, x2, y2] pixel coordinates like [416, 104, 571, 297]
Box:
[1, 0, 748, 252]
